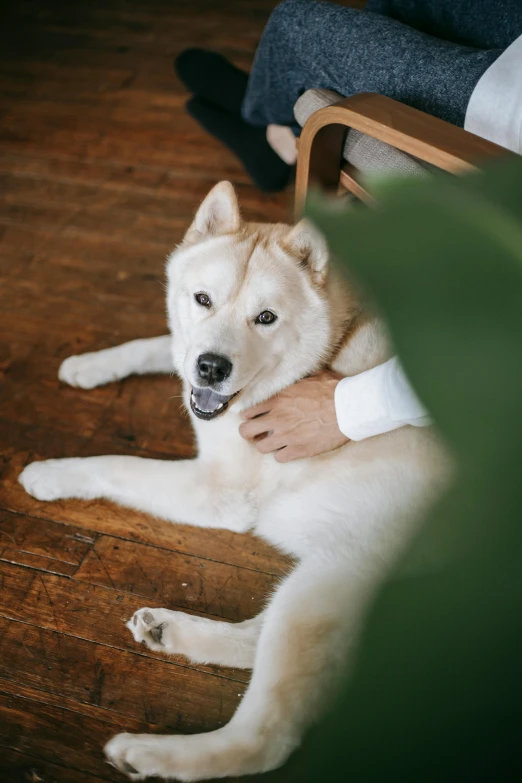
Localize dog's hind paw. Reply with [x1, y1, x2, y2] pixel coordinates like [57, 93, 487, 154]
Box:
[105, 733, 188, 781]
[105, 733, 154, 780]
[59, 352, 120, 389]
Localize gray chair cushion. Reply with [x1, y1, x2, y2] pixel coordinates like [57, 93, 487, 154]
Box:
[294, 88, 430, 178]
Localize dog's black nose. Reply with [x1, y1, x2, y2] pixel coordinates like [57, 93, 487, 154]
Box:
[197, 353, 233, 385]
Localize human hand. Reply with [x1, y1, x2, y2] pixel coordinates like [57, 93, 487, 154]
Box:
[239, 371, 349, 462]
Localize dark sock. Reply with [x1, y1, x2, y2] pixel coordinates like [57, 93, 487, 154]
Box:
[186, 97, 292, 193]
[175, 48, 249, 115]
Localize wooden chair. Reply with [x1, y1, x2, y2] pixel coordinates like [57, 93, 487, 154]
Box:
[294, 91, 509, 217]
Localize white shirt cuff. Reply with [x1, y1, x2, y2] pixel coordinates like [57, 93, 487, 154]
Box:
[334, 358, 431, 441]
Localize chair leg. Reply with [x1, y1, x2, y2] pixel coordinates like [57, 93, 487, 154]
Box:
[295, 122, 346, 219]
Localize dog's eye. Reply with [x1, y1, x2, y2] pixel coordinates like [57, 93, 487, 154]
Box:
[195, 292, 211, 308]
[256, 310, 277, 326]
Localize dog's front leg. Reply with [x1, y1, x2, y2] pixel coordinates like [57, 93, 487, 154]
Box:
[19, 455, 256, 532]
[58, 335, 173, 389]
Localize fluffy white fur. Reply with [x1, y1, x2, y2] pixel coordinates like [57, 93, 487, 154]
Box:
[19, 182, 449, 781]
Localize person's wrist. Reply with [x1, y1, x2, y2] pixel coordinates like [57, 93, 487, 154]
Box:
[332, 375, 348, 438]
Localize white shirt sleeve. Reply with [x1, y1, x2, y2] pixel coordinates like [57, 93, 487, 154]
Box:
[464, 33, 522, 154]
[334, 357, 431, 441]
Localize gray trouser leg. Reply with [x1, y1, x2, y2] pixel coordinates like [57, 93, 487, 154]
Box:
[241, 0, 501, 131]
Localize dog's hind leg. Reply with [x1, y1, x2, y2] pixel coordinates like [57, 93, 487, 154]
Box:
[105, 558, 369, 780]
[128, 608, 265, 668]
[58, 335, 173, 389]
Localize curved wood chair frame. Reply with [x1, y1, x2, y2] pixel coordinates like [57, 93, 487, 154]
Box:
[294, 92, 510, 217]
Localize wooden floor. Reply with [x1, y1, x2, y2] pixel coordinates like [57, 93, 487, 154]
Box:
[0, 1, 299, 780]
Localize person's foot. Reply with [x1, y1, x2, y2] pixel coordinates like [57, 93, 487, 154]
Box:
[186, 97, 292, 193]
[175, 48, 249, 114]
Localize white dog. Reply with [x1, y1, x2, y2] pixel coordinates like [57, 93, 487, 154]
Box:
[19, 182, 448, 781]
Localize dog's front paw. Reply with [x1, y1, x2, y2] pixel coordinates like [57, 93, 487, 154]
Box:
[59, 352, 120, 389]
[105, 733, 172, 781]
[18, 458, 96, 502]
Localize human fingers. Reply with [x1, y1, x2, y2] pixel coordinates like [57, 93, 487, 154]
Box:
[240, 400, 275, 420]
[239, 414, 275, 441]
[253, 432, 289, 454]
[273, 444, 309, 463]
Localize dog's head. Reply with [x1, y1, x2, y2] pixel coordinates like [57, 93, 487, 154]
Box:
[167, 181, 340, 420]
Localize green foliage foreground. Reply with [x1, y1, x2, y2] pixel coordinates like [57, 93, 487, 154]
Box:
[295, 160, 522, 782]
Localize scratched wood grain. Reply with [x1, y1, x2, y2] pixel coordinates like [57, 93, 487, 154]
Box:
[0, 680, 315, 783]
[0, 748, 115, 783]
[0, 509, 96, 576]
[0, 683, 151, 781]
[75, 535, 278, 618]
[0, 437, 290, 574]
[0, 0, 358, 778]
[0, 616, 246, 730]
[0, 560, 251, 682]
[0, 747, 114, 783]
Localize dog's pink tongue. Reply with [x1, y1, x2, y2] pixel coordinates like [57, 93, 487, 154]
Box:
[192, 387, 232, 412]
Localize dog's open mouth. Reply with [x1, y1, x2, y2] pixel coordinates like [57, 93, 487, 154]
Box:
[190, 387, 239, 420]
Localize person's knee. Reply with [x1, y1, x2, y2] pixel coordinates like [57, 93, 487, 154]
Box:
[265, 0, 315, 39]
[271, 0, 309, 20]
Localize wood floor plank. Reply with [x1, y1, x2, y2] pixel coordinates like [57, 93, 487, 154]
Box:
[0, 162, 290, 224]
[0, 559, 250, 682]
[0, 222, 176, 276]
[0, 150, 288, 222]
[0, 285, 166, 349]
[0, 0, 318, 776]
[0, 748, 114, 783]
[0, 615, 245, 730]
[0, 688, 310, 783]
[0, 365, 124, 443]
[75, 535, 278, 618]
[0, 676, 160, 732]
[0, 110, 246, 179]
[0, 679, 313, 783]
[0, 196, 188, 249]
[0, 423, 290, 575]
[0, 685, 148, 781]
[0, 509, 97, 576]
[0, 356, 193, 457]
[1, 747, 115, 783]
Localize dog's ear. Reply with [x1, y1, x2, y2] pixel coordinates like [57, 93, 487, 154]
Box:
[186, 181, 241, 241]
[283, 219, 329, 284]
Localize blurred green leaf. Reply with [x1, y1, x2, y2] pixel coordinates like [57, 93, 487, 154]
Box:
[290, 159, 522, 782]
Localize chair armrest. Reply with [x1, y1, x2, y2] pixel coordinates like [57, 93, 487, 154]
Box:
[295, 92, 511, 216]
[323, 93, 508, 170]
